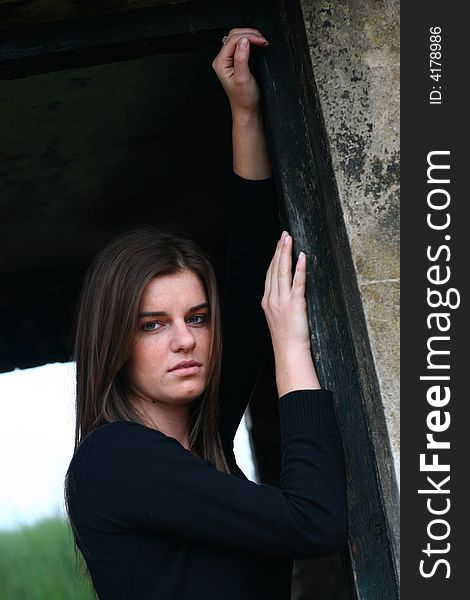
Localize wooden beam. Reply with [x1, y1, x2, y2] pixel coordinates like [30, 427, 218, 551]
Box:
[0, 0, 254, 79]
[252, 0, 400, 598]
[0, 0, 195, 32]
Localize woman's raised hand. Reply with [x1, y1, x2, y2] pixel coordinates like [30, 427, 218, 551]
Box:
[262, 232, 311, 352]
[212, 28, 269, 116]
[262, 232, 321, 396]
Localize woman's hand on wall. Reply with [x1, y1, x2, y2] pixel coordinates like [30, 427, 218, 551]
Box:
[262, 232, 321, 396]
[212, 28, 271, 179]
[212, 28, 269, 117]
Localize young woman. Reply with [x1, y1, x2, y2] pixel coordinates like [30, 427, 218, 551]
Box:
[65, 28, 347, 599]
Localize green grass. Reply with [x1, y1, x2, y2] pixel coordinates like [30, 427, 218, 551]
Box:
[0, 517, 95, 600]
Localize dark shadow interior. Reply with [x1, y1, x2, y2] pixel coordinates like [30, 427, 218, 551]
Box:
[0, 43, 232, 372]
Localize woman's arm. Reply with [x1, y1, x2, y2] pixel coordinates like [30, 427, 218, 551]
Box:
[212, 30, 281, 452]
[232, 110, 271, 180]
[212, 28, 271, 180]
[218, 175, 280, 451]
[213, 30, 320, 452]
[214, 31, 320, 395]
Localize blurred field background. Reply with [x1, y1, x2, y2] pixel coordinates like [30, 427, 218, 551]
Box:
[0, 517, 95, 599]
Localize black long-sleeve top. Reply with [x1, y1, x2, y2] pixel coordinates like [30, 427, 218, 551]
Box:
[65, 174, 348, 600]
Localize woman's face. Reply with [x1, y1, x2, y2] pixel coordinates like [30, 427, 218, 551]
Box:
[127, 270, 212, 406]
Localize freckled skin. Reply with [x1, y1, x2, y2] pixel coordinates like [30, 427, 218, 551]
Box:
[126, 270, 212, 407]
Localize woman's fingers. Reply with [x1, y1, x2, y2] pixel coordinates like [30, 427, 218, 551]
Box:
[226, 27, 265, 39]
[212, 29, 269, 72]
[223, 28, 269, 51]
[277, 233, 293, 296]
[292, 251, 307, 296]
[262, 235, 310, 351]
[212, 28, 269, 114]
[233, 37, 251, 85]
[263, 232, 283, 305]
[263, 257, 273, 301]
[263, 232, 307, 305]
[269, 232, 285, 298]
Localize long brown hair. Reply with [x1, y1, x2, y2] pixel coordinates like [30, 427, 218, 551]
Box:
[72, 228, 230, 474]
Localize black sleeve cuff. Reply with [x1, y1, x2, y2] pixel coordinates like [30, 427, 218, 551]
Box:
[278, 389, 337, 437]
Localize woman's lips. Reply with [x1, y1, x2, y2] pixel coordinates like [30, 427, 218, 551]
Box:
[168, 360, 202, 376]
[169, 365, 201, 376]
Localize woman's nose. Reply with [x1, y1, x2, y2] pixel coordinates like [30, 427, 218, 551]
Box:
[170, 321, 196, 351]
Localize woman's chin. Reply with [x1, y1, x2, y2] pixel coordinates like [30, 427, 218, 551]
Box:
[170, 383, 205, 403]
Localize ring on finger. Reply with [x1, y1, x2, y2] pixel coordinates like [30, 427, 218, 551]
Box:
[222, 35, 228, 45]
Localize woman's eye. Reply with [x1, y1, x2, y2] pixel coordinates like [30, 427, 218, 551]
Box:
[188, 314, 208, 325]
[142, 322, 162, 332]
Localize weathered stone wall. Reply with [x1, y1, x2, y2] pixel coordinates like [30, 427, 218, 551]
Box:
[300, 0, 400, 483]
